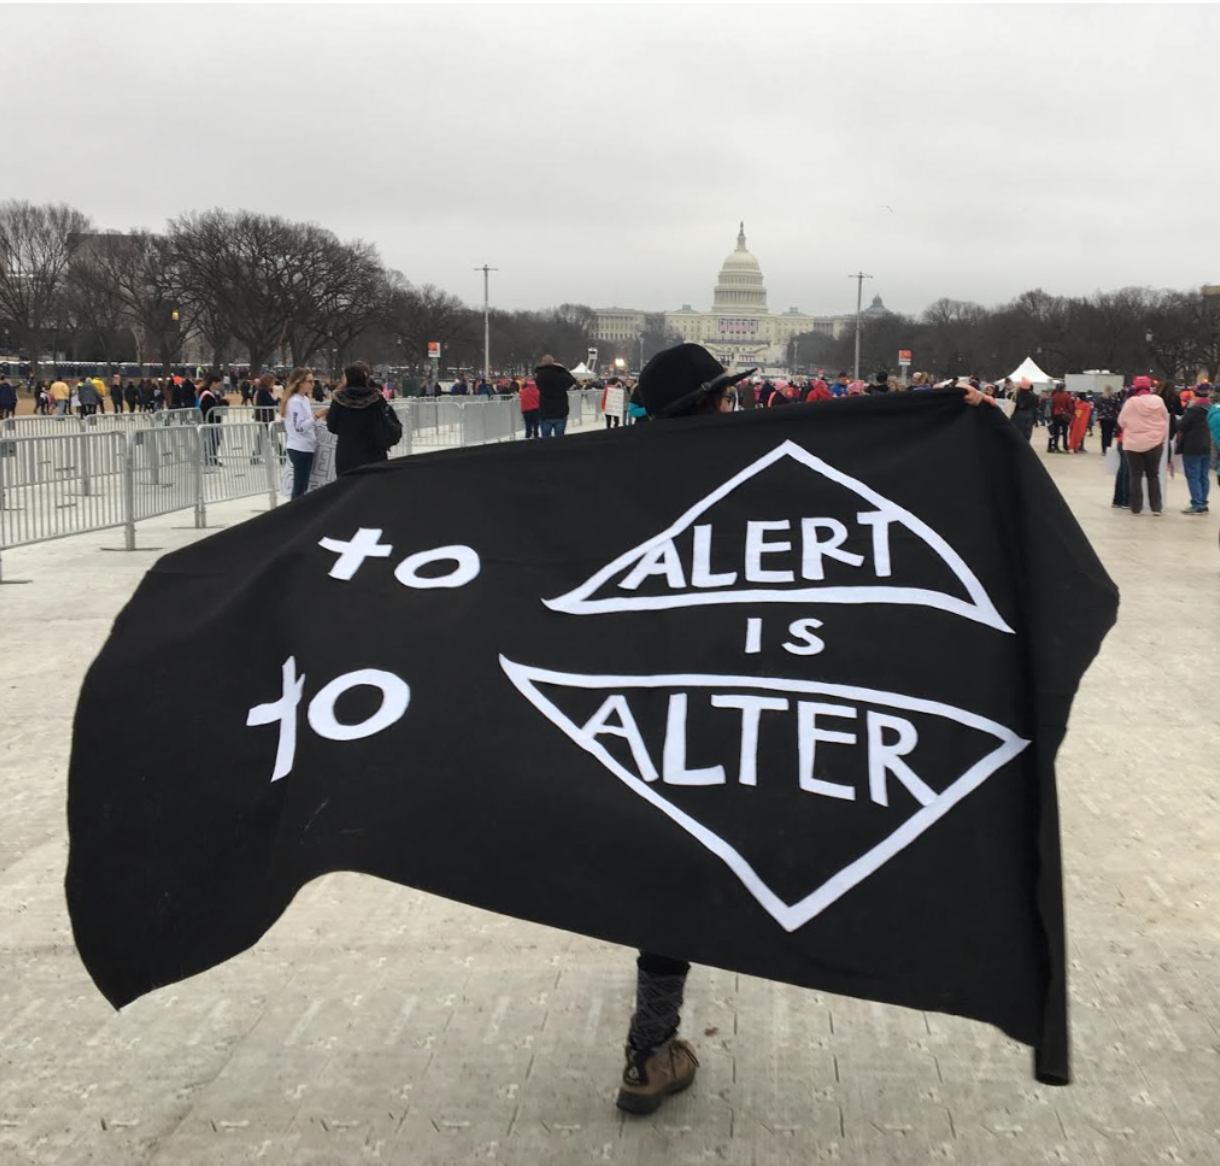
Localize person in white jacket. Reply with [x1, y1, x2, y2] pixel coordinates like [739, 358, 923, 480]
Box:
[280, 367, 325, 499]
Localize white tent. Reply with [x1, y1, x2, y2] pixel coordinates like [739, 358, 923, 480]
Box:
[1003, 355, 1055, 387]
[569, 362, 594, 378]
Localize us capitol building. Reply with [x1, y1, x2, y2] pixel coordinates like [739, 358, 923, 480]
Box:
[593, 224, 884, 369]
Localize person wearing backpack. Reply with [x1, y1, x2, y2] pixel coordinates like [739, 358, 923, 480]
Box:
[326, 363, 402, 476]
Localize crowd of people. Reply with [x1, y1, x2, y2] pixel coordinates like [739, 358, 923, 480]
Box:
[5, 371, 345, 417]
[5, 354, 1217, 522]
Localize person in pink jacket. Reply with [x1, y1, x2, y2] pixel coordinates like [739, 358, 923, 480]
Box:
[1116, 376, 1170, 516]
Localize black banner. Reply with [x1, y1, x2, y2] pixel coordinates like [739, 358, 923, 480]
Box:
[66, 392, 1117, 1083]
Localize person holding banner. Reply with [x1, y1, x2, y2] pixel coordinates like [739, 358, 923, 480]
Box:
[610, 344, 1007, 1114]
[602, 377, 624, 429]
[615, 343, 757, 1114]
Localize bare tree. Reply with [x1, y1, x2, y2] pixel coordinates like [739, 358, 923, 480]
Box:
[81, 230, 188, 372]
[169, 209, 296, 374]
[381, 275, 474, 367]
[284, 232, 386, 368]
[0, 201, 93, 376]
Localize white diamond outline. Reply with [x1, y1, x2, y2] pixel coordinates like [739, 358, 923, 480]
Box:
[501, 657, 1030, 933]
[542, 439, 1014, 633]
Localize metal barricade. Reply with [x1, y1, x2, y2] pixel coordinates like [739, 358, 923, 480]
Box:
[461, 400, 515, 446]
[156, 407, 204, 427]
[1, 384, 594, 578]
[3, 415, 85, 438]
[218, 405, 276, 425]
[388, 401, 413, 459]
[85, 412, 158, 434]
[0, 421, 107, 489]
[0, 431, 128, 581]
[197, 422, 278, 517]
[129, 426, 203, 535]
[408, 398, 465, 448]
[582, 388, 604, 425]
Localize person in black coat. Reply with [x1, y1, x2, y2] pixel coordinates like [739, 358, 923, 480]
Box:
[253, 374, 278, 422]
[326, 364, 403, 476]
[1011, 379, 1039, 441]
[535, 355, 577, 437]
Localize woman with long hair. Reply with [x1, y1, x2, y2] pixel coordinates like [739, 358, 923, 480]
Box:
[326, 363, 402, 476]
[281, 367, 321, 499]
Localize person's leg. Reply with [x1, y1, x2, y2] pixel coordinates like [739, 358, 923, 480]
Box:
[1126, 449, 1145, 513]
[618, 951, 698, 1114]
[1183, 454, 1207, 511]
[555, 418, 567, 437]
[288, 449, 312, 499]
[1112, 442, 1128, 507]
[1143, 446, 1163, 514]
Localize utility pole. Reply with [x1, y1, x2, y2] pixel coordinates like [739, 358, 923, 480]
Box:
[848, 272, 873, 382]
[474, 265, 498, 382]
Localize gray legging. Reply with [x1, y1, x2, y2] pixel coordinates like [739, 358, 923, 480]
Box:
[1125, 444, 1163, 514]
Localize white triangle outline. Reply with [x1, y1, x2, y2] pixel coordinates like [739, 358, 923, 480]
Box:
[501, 657, 1030, 933]
[543, 439, 1013, 633]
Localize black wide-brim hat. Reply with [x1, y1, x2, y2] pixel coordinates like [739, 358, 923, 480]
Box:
[639, 343, 757, 419]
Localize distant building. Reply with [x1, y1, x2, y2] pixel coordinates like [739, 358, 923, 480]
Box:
[594, 308, 647, 344]
[594, 224, 853, 369]
[862, 294, 891, 319]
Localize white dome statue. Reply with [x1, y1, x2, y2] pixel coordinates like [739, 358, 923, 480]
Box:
[712, 223, 768, 315]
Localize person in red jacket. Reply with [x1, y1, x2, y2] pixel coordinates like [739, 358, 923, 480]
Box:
[802, 378, 834, 402]
[519, 377, 541, 439]
[1048, 384, 1074, 452]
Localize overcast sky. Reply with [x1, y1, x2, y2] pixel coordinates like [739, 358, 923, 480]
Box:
[4, 4, 1219, 318]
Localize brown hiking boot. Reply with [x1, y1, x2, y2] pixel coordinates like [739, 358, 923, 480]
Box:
[616, 1037, 699, 1114]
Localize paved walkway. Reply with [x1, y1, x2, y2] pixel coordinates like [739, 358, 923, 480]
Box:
[1, 442, 1217, 1166]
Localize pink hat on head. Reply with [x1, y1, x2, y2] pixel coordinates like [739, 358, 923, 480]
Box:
[1132, 375, 1153, 391]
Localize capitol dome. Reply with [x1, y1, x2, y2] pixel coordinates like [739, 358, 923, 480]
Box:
[712, 223, 768, 316]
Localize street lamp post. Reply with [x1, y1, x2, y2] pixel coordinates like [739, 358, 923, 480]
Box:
[848, 272, 873, 382]
[474, 264, 498, 382]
